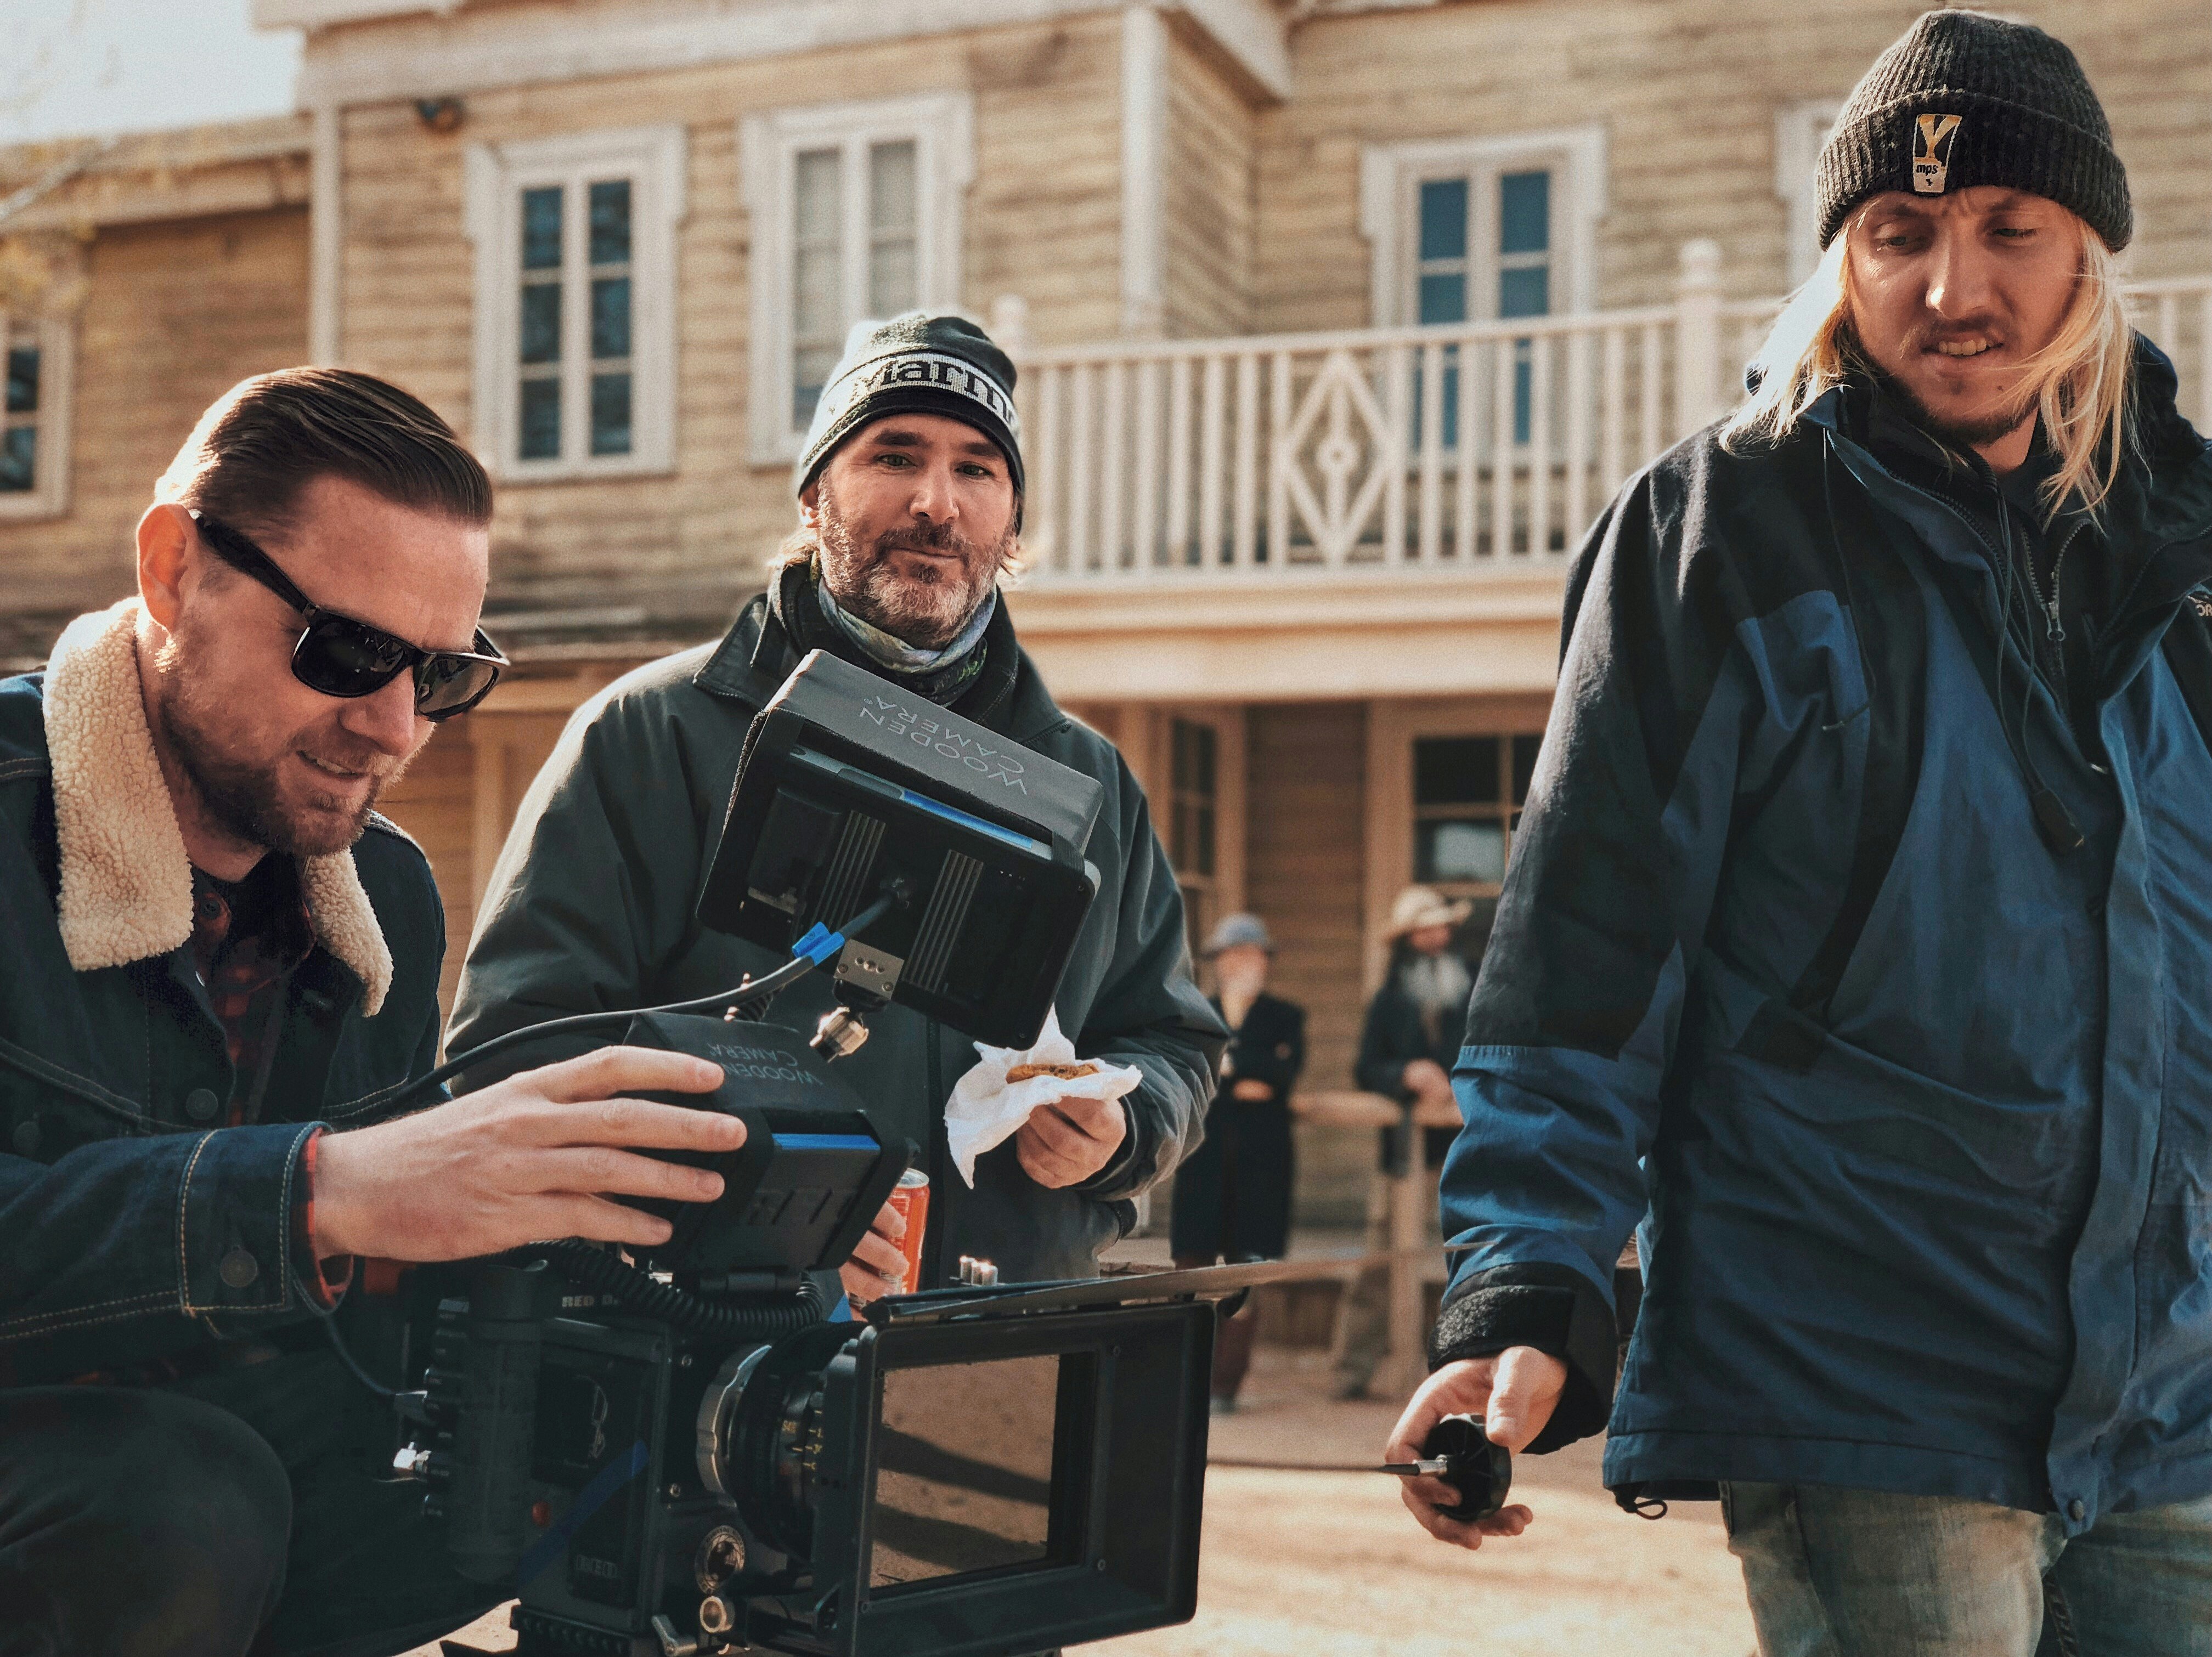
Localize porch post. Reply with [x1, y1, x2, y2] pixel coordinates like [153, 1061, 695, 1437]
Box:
[1386, 1143, 1428, 1399]
[308, 99, 344, 366]
[1120, 3, 1169, 339]
[1673, 237, 1724, 441]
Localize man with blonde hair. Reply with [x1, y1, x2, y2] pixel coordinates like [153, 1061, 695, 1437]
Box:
[1392, 12, 2212, 1652]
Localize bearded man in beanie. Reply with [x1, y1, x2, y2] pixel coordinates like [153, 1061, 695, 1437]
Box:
[1391, 12, 2212, 1651]
[451, 313, 1225, 1298]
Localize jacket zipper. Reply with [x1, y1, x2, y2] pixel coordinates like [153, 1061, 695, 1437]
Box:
[1853, 443, 2085, 711]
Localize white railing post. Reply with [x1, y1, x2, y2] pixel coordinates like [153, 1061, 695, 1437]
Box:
[989, 293, 1031, 357]
[1674, 238, 1725, 440]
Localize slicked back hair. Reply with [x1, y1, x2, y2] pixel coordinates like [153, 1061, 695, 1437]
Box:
[155, 367, 492, 544]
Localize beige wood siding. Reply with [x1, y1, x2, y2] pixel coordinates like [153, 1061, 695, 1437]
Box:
[375, 719, 478, 1022]
[1255, 0, 2212, 336]
[1164, 21, 1258, 338]
[1244, 700, 1370, 1226]
[333, 16, 1122, 621]
[0, 207, 309, 626]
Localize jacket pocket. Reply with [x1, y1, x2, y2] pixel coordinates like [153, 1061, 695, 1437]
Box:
[0, 1032, 156, 1163]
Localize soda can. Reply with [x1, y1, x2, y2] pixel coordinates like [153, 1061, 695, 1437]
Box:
[884, 1168, 930, 1296]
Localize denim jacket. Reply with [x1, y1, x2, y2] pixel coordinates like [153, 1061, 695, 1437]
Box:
[0, 601, 444, 1384]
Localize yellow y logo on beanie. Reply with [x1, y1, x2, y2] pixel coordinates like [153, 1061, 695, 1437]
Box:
[1913, 114, 1963, 193]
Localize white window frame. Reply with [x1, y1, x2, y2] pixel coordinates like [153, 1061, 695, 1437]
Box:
[0, 314, 74, 523]
[464, 125, 686, 483]
[1775, 98, 1844, 288]
[740, 91, 975, 468]
[1359, 124, 1607, 327]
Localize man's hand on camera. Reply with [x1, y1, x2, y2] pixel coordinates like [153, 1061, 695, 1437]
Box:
[309, 1046, 740, 1263]
[1385, 1348, 1565, 1549]
[1015, 1094, 1127, 1188]
[841, 1197, 909, 1305]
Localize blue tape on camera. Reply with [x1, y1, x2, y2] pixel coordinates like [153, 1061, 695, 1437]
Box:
[516, 1439, 651, 1586]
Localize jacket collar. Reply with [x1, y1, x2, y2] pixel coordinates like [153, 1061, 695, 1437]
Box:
[692, 575, 1073, 748]
[1810, 344, 2212, 707]
[42, 599, 394, 1015]
[1808, 339, 2212, 550]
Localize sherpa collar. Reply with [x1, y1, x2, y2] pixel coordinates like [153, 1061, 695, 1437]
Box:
[43, 599, 394, 1016]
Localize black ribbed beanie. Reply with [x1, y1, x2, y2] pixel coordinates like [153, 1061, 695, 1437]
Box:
[1818, 9, 2130, 251]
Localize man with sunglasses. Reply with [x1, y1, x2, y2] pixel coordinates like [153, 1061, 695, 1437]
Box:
[0, 369, 755, 1657]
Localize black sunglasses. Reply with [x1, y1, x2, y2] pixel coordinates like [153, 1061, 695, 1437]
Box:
[188, 511, 507, 722]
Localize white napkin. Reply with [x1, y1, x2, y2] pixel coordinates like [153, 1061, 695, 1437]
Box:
[944, 1007, 1144, 1186]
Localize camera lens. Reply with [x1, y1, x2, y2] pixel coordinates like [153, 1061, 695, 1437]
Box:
[719, 1323, 853, 1563]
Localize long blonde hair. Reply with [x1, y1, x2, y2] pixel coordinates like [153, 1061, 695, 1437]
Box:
[1724, 209, 2136, 517]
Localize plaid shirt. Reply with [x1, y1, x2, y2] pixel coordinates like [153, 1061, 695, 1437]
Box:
[189, 858, 350, 1307]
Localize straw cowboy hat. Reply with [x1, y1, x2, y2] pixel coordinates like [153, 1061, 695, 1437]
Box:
[1385, 885, 1471, 939]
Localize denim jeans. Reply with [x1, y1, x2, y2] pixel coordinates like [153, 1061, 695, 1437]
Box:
[0, 1346, 499, 1657]
[1722, 1481, 2212, 1657]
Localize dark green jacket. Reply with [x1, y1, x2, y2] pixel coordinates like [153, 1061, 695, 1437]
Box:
[448, 589, 1224, 1286]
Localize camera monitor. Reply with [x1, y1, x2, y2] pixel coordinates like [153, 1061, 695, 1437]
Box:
[695, 651, 1105, 1050]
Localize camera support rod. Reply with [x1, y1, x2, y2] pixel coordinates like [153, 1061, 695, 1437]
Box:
[864, 1249, 1467, 1326]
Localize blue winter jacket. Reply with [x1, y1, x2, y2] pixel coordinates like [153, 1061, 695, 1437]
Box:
[1431, 341, 2212, 1536]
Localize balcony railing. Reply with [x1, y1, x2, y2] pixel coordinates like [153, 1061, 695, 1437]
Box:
[1010, 244, 2212, 586]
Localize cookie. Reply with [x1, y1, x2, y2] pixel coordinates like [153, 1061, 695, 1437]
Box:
[1005, 1061, 1099, 1083]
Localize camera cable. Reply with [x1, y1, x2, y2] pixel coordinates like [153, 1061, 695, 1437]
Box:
[503, 1238, 827, 1338]
[315, 893, 896, 1405]
[378, 893, 895, 1111]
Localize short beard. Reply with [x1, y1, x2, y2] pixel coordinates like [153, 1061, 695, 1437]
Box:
[815, 482, 1014, 651]
[1891, 375, 2038, 454]
[153, 636, 393, 860]
[1853, 317, 2040, 454]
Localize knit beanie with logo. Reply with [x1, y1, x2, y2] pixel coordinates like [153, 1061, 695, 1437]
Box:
[1817, 8, 2130, 252]
[793, 311, 1025, 523]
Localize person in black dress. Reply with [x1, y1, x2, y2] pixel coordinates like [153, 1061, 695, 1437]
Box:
[1171, 912, 1306, 1412]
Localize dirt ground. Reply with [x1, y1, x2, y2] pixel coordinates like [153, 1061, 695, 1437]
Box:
[408, 1347, 1755, 1657]
[1110, 1348, 1757, 1657]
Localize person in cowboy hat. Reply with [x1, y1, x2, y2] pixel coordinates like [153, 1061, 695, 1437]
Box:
[1170, 912, 1306, 1413]
[1331, 885, 1479, 1400]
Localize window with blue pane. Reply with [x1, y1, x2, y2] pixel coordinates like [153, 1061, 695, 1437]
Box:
[517, 185, 564, 460]
[1498, 169, 1551, 445]
[513, 176, 637, 464]
[587, 178, 633, 456]
[1413, 177, 1468, 451]
[1, 335, 40, 494]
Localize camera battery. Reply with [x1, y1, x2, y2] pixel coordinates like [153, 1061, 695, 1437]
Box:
[617, 1011, 910, 1278]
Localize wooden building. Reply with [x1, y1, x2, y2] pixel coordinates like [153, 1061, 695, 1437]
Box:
[2, 0, 2207, 1220]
